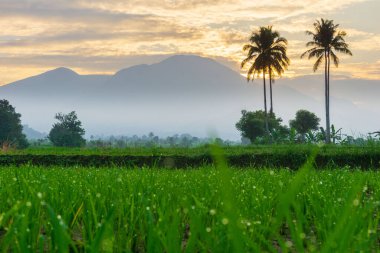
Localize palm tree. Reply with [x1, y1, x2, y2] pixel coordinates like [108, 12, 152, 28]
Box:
[241, 26, 289, 134]
[301, 19, 352, 143]
[266, 30, 290, 114]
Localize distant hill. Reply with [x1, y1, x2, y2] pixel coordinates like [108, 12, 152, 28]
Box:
[22, 125, 47, 140]
[1, 55, 379, 139]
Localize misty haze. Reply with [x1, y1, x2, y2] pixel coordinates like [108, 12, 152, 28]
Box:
[1, 54, 379, 140]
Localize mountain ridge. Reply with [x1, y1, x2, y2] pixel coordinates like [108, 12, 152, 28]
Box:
[0, 54, 379, 139]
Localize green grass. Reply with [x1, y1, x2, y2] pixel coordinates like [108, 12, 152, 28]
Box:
[0, 164, 379, 252]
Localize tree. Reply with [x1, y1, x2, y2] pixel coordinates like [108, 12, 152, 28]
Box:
[241, 26, 289, 134]
[265, 28, 290, 114]
[290, 110, 320, 142]
[236, 110, 287, 143]
[0, 99, 28, 149]
[301, 19, 352, 143]
[48, 111, 86, 147]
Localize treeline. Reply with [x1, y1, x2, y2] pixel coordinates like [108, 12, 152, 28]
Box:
[236, 109, 380, 145]
[1, 98, 380, 151]
[87, 134, 235, 148]
[30, 133, 236, 148]
[0, 99, 237, 149]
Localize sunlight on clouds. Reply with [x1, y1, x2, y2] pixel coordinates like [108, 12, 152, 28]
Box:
[0, 66, 53, 86]
[351, 36, 380, 51]
[0, 0, 378, 85]
[343, 61, 380, 80]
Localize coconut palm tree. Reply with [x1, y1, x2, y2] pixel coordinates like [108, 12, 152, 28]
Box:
[241, 26, 289, 134]
[266, 30, 290, 114]
[301, 19, 352, 143]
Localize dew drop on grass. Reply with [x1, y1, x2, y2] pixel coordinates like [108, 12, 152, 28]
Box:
[285, 241, 293, 248]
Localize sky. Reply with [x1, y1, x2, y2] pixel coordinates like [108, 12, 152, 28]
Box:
[0, 0, 379, 85]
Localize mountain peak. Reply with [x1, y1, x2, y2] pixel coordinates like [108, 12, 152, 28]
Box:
[46, 67, 78, 76]
[160, 54, 215, 64]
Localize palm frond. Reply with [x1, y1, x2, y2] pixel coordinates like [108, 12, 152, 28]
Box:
[308, 48, 325, 59]
[337, 31, 346, 37]
[275, 37, 288, 45]
[301, 47, 319, 59]
[271, 60, 286, 75]
[241, 52, 258, 68]
[313, 54, 324, 72]
[271, 30, 280, 38]
[246, 60, 263, 81]
[334, 47, 353, 56]
[331, 41, 348, 48]
[302, 18, 352, 73]
[330, 51, 339, 67]
[242, 44, 252, 51]
[242, 25, 290, 81]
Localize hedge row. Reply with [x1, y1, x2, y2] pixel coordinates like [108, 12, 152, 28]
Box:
[1, 151, 380, 169]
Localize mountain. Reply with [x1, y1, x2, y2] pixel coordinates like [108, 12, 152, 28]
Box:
[282, 76, 380, 111]
[102, 55, 256, 103]
[0, 55, 379, 139]
[22, 125, 47, 140]
[1, 67, 109, 101]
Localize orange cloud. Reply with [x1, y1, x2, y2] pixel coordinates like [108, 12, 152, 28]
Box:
[0, 0, 378, 85]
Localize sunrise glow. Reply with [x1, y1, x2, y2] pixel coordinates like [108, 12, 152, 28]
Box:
[0, 0, 379, 85]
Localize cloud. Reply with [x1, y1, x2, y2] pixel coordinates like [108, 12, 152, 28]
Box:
[0, 0, 378, 85]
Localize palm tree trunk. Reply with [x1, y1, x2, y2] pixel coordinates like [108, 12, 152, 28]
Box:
[263, 71, 269, 135]
[327, 51, 331, 144]
[269, 68, 273, 114]
[324, 51, 331, 144]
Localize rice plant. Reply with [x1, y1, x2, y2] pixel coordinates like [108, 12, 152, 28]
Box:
[0, 162, 379, 252]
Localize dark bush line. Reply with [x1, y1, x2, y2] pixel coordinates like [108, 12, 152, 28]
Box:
[1, 152, 380, 169]
[0, 155, 212, 168]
